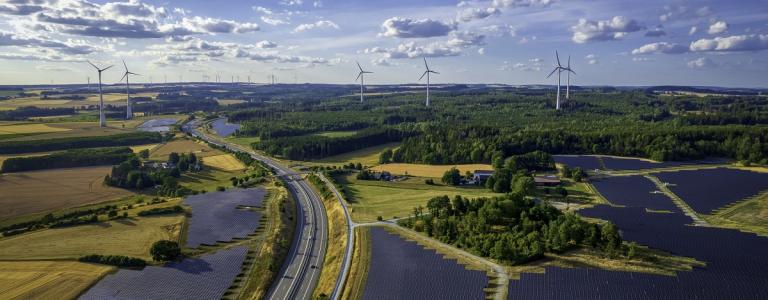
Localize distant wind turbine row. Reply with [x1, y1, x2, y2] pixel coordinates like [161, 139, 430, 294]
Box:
[546, 51, 576, 110]
[87, 61, 112, 127]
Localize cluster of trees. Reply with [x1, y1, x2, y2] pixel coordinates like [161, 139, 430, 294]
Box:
[104, 153, 196, 197]
[484, 151, 555, 193]
[1, 205, 126, 236]
[137, 205, 184, 216]
[0, 131, 162, 154]
[399, 194, 625, 264]
[0, 106, 75, 120]
[393, 125, 768, 165]
[79, 255, 146, 268]
[560, 166, 587, 182]
[1, 147, 134, 172]
[441, 167, 462, 186]
[254, 128, 411, 160]
[150, 240, 181, 262]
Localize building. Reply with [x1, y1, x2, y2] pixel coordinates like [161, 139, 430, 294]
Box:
[472, 170, 495, 184]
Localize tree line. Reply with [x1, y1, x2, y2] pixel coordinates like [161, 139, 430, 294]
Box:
[254, 128, 412, 160]
[0, 106, 75, 120]
[0, 131, 163, 154]
[1, 147, 134, 172]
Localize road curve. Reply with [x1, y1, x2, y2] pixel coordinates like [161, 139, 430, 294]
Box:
[182, 118, 328, 300]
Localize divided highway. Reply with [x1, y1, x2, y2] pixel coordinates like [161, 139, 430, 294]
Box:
[182, 119, 328, 300]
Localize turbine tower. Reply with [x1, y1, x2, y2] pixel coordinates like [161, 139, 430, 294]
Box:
[419, 57, 439, 107]
[87, 61, 113, 127]
[546, 51, 568, 110]
[120, 60, 140, 120]
[355, 61, 373, 103]
[565, 56, 576, 100]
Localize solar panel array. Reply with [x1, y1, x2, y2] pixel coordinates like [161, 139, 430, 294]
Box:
[601, 156, 683, 170]
[185, 188, 266, 248]
[81, 246, 248, 300]
[506, 205, 768, 299]
[137, 118, 178, 133]
[655, 168, 768, 213]
[211, 119, 241, 137]
[363, 227, 488, 300]
[553, 155, 602, 171]
[592, 175, 679, 212]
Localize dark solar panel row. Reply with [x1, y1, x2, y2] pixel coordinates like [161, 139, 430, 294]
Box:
[81, 246, 248, 300]
[592, 175, 679, 212]
[363, 227, 488, 300]
[185, 188, 266, 248]
[655, 168, 768, 214]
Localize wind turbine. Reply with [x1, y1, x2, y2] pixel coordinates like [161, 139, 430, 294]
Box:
[87, 61, 113, 127]
[119, 60, 140, 120]
[546, 51, 569, 110]
[419, 58, 439, 107]
[355, 61, 373, 103]
[565, 56, 576, 100]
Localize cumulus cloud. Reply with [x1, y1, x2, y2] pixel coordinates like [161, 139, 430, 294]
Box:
[480, 24, 516, 37]
[380, 17, 457, 38]
[446, 31, 485, 47]
[571, 16, 644, 43]
[292, 20, 339, 33]
[689, 26, 698, 36]
[491, 0, 553, 8]
[364, 41, 462, 59]
[0, 31, 98, 55]
[632, 42, 688, 55]
[500, 59, 542, 72]
[585, 54, 598, 64]
[645, 26, 666, 37]
[371, 58, 392, 66]
[708, 21, 728, 35]
[256, 40, 278, 49]
[687, 57, 716, 68]
[659, 5, 712, 22]
[690, 34, 768, 52]
[0, 3, 44, 15]
[477, 47, 485, 55]
[456, 7, 500, 22]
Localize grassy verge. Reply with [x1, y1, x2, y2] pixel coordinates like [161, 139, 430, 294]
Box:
[307, 174, 349, 299]
[340, 227, 371, 300]
[703, 190, 768, 236]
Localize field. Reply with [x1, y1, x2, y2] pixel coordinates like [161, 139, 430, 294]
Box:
[704, 191, 768, 236]
[129, 143, 160, 153]
[180, 167, 242, 192]
[150, 139, 224, 160]
[1, 122, 132, 142]
[202, 154, 246, 171]
[0, 166, 134, 220]
[0, 92, 157, 110]
[0, 214, 183, 260]
[215, 99, 246, 106]
[370, 163, 493, 178]
[314, 130, 358, 138]
[81, 247, 248, 300]
[361, 227, 489, 300]
[0, 123, 71, 135]
[338, 175, 499, 222]
[305, 142, 400, 167]
[0, 261, 114, 300]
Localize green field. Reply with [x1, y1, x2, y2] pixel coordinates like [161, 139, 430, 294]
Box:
[290, 142, 399, 168]
[313, 130, 358, 138]
[338, 174, 500, 222]
[704, 191, 768, 236]
[180, 167, 244, 192]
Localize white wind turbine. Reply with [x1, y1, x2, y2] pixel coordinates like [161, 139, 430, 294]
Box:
[565, 55, 576, 100]
[546, 51, 572, 110]
[419, 57, 439, 107]
[355, 61, 373, 103]
[88, 61, 113, 127]
[119, 60, 140, 120]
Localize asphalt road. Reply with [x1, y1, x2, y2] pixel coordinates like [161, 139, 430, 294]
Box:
[182, 119, 328, 300]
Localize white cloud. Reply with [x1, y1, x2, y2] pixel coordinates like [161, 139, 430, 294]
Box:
[585, 54, 598, 64]
[500, 59, 542, 72]
[477, 47, 485, 55]
[491, 0, 553, 8]
[292, 20, 339, 33]
[571, 16, 644, 43]
[446, 31, 485, 47]
[371, 58, 392, 66]
[380, 17, 457, 38]
[690, 34, 768, 52]
[632, 42, 688, 55]
[313, 1, 323, 8]
[256, 40, 278, 49]
[659, 5, 711, 22]
[364, 41, 462, 59]
[0, 31, 98, 55]
[645, 26, 666, 37]
[689, 26, 698, 36]
[456, 7, 500, 23]
[708, 21, 729, 35]
[480, 24, 516, 37]
[687, 57, 716, 68]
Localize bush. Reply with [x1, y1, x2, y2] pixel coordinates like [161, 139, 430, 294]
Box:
[137, 205, 184, 216]
[150, 240, 181, 261]
[79, 254, 147, 268]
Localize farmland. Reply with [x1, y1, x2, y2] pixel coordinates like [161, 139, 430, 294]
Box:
[202, 154, 246, 171]
[361, 227, 489, 300]
[307, 142, 400, 167]
[0, 261, 114, 299]
[184, 188, 266, 248]
[0, 123, 71, 135]
[0, 166, 134, 220]
[337, 174, 498, 222]
[81, 246, 248, 299]
[0, 214, 182, 260]
[370, 163, 493, 178]
[149, 138, 223, 160]
[654, 168, 768, 214]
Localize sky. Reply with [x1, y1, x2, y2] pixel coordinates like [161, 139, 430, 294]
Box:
[0, 0, 766, 87]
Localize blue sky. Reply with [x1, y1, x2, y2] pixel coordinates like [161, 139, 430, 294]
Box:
[0, 0, 766, 87]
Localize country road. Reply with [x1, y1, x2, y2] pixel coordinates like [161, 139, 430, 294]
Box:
[182, 118, 328, 300]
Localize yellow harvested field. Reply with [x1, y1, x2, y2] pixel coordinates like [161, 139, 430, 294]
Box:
[371, 163, 494, 178]
[0, 166, 134, 220]
[0, 215, 183, 260]
[0, 123, 71, 135]
[4, 122, 133, 142]
[203, 154, 246, 171]
[0, 261, 113, 300]
[150, 139, 224, 160]
[734, 166, 768, 174]
[129, 144, 159, 153]
[216, 99, 246, 106]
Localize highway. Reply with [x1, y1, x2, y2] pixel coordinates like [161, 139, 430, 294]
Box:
[182, 118, 328, 300]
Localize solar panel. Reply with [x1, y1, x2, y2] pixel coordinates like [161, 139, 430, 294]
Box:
[655, 168, 768, 214]
[592, 175, 679, 212]
[185, 188, 266, 248]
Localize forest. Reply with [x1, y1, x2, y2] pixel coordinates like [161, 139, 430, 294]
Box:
[0, 131, 163, 154]
[1, 147, 134, 172]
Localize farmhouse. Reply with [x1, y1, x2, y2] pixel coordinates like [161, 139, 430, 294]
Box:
[472, 170, 495, 183]
[534, 175, 561, 186]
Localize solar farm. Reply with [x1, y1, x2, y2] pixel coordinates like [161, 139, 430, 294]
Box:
[591, 175, 679, 212]
[361, 227, 489, 300]
[654, 168, 768, 214]
[81, 246, 249, 300]
[184, 188, 267, 248]
[210, 119, 241, 137]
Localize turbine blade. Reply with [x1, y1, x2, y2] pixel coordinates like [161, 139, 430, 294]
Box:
[546, 68, 558, 79]
[430, 71, 439, 74]
[419, 71, 428, 81]
[129, 72, 142, 76]
[569, 69, 576, 75]
[356, 61, 363, 72]
[423, 57, 429, 70]
[102, 65, 114, 71]
[556, 51, 561, 67]
[87, 61, 98, 70]
[120, 73, 128, 82]
[122, 59, 128, 71]
[355, 72, 362, 82]
[567, 56, 570, 68]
